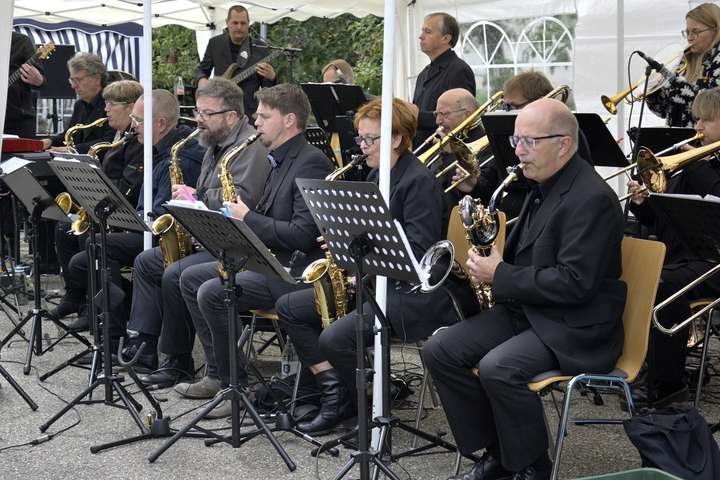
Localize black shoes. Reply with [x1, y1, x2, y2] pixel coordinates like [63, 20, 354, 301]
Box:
[120, 340, 158, 374]
[139, 355, 194, 389]
[509, 465, 551, 480]
[49, 300, 79, 320]
[66, 314, 90, 332]
[296, 368, 354, 435]
[448, 451, 511, 480]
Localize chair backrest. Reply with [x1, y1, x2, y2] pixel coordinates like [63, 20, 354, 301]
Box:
[615, 236, 666, 382]
[447, 205, 506, 271]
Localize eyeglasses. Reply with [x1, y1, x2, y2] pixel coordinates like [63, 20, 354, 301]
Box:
[129, 114, 144, 126]
[105, 101, 128, 108]
[432, 108, 466, 118]
[509, 134, 565, 149]
[502, 100, 531, 111]
[354, 134, 381, 146]
[68, 75, 88, 85]
[681, 27, 715, 39]
[193, 109, 233, 120]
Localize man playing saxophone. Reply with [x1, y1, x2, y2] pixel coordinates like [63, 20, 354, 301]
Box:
[274, 97, 456, 435]
[423, 99, 626, 480]
[174, 84, 332, 418]
[132, 78, 270, 384]
[61, 90, 204, 364]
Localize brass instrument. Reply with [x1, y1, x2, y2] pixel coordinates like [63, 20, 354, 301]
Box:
[150, 129, 201, 266]
[618, 137, 720, 202]
[545, 85, 571, 103]
[601, 50, 686, 115]
[87, 134, 127, 161]
[300, 156, 367, 327]
[301, 155, 367, 326]
[216, 133, 262, 277]
[459, 166, 520, 308]
[63, 117, 108, 154]
[603, 133, 703, 184]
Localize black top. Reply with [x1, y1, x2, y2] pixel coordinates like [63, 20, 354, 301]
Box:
[50, 92, 115, 153]
[412, 49, 476, 147]
[5, 32, 45, 138]
[194, 33, 277, 115]
[101, 130, 144, 206]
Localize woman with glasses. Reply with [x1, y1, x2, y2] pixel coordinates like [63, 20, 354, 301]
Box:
[273, 97, 456, 435]
[647, 2, 720, 127]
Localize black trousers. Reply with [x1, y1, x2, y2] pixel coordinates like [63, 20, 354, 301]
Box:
[127, 247, 214, 356]
[275, 287, 326, 367]
[68, 232, 143, 338]
[649, 260, 720, 386]
[54, 222, 86, 304]
[421, 305, 558, 472]
[181, 266, 303, 385]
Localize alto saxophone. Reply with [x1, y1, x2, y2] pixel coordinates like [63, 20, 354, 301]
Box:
[458, 165, 520, 309]
[63, 117, 108, 154]
[216, 132, 262, 278]
[301, 154, 367, 327]
[150, 129, 200, 266]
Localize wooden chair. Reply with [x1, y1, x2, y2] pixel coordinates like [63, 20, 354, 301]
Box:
[527, 237, 666, 480]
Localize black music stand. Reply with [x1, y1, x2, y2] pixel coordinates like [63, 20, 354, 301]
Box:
[146, 205, 295, 471]
[302, 83, 367, 132]
[634, 127, 696, 153]
[297, 179, 472, 480]
[0, 157, 92, 377]
[39, 159, 151, 439]
[305, 126, 337, 165]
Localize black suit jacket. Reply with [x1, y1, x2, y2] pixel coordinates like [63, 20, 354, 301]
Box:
[412, 49, 475, 147]
[492, 154, 627, 374]
[194, 33, 276, 115]
[50, 92, 115, 153]
[244, 134, 333, 274]
[367, 152, 454, 342]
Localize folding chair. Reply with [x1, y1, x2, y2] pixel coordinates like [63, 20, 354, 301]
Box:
[527, 237, 666, 480]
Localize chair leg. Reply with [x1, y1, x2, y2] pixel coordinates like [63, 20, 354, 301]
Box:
[411, 367, 430, 449]
[695, 307, 715, 408]
[551, 376, 584, 480]
[272, 319, 286, 352]
[542, 394, 557, 460]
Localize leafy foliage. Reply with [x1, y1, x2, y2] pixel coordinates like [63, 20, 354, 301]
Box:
[152, 24, 199, 93]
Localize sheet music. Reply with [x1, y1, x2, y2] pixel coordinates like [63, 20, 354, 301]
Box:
[166, 199, 209, 210]
[0, 156, 32, 173]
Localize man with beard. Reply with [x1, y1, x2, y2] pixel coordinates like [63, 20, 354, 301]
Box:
[130, 78, 270, 380]
[174, 83, 332, 419]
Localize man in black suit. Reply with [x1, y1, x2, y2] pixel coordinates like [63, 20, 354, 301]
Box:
[175, 83, 333, 418]
[423, 98, 627, 480]
[5, 32, 45, 138]
[195, 4, 276, 116]
[128, 78, 271, 384]
[412, 12, 475, 147]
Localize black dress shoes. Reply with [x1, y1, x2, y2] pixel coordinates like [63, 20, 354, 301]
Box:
[49, 300, 79, 319]
[510, 465, 551, 480]
[66, 314, 90, 332]
[120, 341, 158, 374]
[139, 355, 194, 389]
[448, 451, 511, 480]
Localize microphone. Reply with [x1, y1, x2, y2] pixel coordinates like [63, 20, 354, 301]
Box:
[334, 67, 346, 84]
[636, 51, 664, 71]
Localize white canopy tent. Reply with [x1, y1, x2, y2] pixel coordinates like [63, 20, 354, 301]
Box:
[0, 0, 704, 446]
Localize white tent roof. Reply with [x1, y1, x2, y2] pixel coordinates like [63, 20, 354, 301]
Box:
[12, 0, 386, 29]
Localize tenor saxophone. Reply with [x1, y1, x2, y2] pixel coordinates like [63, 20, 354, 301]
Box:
[301, 154, 367, 327]
[150, 129, 200, 266]
[63, 117, 108, 154]
[458, 165, 520, 308]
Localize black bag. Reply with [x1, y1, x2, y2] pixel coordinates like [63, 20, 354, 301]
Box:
[623, 407, 720, 480]
[253, 374, 320, 422]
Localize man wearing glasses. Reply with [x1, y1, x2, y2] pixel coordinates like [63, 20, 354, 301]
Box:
[61, 89, 205, 365]
[172, 84, 332, 419]
[130, 77, 271, 385]
[423, 98, 626, 480]
[41, 52, 114, 153]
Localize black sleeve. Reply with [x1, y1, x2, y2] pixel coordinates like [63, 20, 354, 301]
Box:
[194, 38, 215, 84]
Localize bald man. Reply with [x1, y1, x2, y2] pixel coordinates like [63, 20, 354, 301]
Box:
[423, 99, 626, 480]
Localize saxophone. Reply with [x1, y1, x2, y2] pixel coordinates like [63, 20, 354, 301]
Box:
[64, 117, 108, 154]
[301, 154, 367, 327]
[216, 132, 262, 277]
[150, 129, 200, 266]
[458, 165, 520, 308]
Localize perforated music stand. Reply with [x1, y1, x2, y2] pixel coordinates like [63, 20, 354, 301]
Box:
[146, 205, 295, 471]
[297, 178, 470, 480]
[305, 126, 337, 166]
[39, 159, 151, 440]
[0, 157, 91, 382]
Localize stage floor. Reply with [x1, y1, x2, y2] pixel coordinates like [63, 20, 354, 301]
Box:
[1, 272, 719, 480]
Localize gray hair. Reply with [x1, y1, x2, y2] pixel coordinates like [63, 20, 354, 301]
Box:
[139, 89, 179, 127]
[68, 52, 107, 84]
[196, 77, 245, 117]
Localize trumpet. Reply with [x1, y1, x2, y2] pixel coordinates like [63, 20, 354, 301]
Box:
[601, 50, 686, 115]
